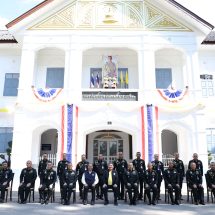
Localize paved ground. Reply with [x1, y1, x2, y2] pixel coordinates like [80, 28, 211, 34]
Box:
[0, 192, 215, 215]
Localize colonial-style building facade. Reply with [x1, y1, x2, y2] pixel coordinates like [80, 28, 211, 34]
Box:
[0, 0, 215, 187]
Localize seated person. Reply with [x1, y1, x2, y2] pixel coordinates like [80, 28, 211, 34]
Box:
[102, 163, 119, 206]
[18, 160, 37, 204]
[124, 163, 139, 205]
[81, 163, 98, 205]
[39, 161, 57, 204]
[186, 162, 205, 205]
[0, 161, 13, 203]
[206, 162, 215, 198]
[144, 162, 158, 205]
[163, 161, 181, 205]
[62, 163, 77, 205]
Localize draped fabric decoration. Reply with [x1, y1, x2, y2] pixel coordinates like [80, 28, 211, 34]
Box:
[61, 105, 65, 160]
[155, 106, 159, 156]
[61, 104, 79, 162]
[32, 87, 62, 102]
[147, 105, 154, 162]
[157, 86, 188, 103]
[67, 104, 73, 162]
[141, 106, 145, 160]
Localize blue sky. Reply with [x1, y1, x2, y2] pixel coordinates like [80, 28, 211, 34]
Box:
[0, 0, 214, 29]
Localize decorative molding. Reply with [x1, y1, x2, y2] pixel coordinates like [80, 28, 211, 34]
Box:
[29, 0, 191, 31]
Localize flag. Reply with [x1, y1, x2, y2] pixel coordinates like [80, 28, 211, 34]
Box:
[90, 74, 95, 88]
[96, 73, 100, 88]
[120, 71, 124, 88]
[125, 71, 129, 88]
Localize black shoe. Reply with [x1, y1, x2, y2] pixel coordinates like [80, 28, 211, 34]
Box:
[171, 201, 175, 205]
[100, 196, 104, 200]
[0, 199, 4, 203]
[21, 201, 27, 204]
[44, 200, 49, 205]
[91, 200, 95, 205]
[83, 200, 87, 205]
[147, 202, 151, 205]
[152, 201, 156, 205]
[41, 200, 44, 205]
[133, 201, 136, 205]
[129, 201, 133, 205]
[114, 201, 118, 206]
[104, 200, 109, 205]
[194, 201, 198, 205]
[200, 201, 205, 205]
[96, 195, 100, 200]
[175, 201, 180, 205]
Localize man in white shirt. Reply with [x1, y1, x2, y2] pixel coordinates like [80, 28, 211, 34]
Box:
[81, 163, 98, 205]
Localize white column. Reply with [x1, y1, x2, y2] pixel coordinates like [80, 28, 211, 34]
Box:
[67, 48, 83, 103]
[18, 48, 36, 103]
[186, 51, 201, 98]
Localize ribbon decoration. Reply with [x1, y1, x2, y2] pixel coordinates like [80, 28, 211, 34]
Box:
[32, 87, 62, 102]
[67, 104, 73, 162]
[141, 106, 145, 160]
[147, 105, 154, 162]
[61, 104, 79, 163]
[157, 86, 188, 103]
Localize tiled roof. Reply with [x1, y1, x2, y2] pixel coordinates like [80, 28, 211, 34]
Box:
[0, 30, 17, 43]
[202, 31, 215, 44]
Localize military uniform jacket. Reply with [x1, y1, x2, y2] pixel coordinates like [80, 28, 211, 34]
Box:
[186, 169, 202, 187]
[132, 159, 146, 178]
[63, 170, 77, 185]
[113, 159, 128, 175]
[206, 169, 215, 187]
[151, 160, 164, 179]
[173, 159, 185, 177]
[76, 160, 89, 179]
[20, 168, 37, 185]
[40, 169, 57, 186]
[38, 159, 50, 177]
[57, 159, 69, 178]
[124, 169, 139, 185]
[164, 168, 179, 186]
[188, 159, 203, 176]
[0, 168, 13, 184]
[144, 170, 158, 187]
[102, 170, 118, 185]
[93, 159, 108, 176]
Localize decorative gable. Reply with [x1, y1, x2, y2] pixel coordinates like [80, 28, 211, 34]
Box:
[29, 0, 191, 31]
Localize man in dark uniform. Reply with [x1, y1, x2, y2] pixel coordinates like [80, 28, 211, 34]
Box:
[93, 154, 108, 199]
[62, 162, 77, 205]
[39, 161, 57, 204]
[206, 162, 215, 198]
[81, 163, 98, 205]
[18, 160, 37, 204]
[132, 152, 145, 200]
[124, 163, 139, 205]
[188, 153, 203, 176]
[38, 153, 50, 183]
[151, 154, 164, 200]
[144, 162, 158, 205]
[102, 163, 119, 206]
[0, 161, 13, 203]
[186, 162, 205, 205]
[113, 152, 128, 200]
[76, 154, 89, 199]
[164, 161, 181, 205]
[57, 153, 69, 200]
[173, 153, 185, 199]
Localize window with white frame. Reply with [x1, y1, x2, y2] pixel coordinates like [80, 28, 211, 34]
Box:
[3, 73, 19, 96]
[46, 68, 64, 88]
[0, 127, 13, 153]
[155, 68, 172, 89]
[206, 128, 215, 155]
[200, 74, 214, 97]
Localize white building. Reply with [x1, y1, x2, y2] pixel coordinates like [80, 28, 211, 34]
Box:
[1, 0, 215, 188]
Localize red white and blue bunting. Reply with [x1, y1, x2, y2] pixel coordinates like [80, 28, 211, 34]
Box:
[61, 104, 79, 163]
[32, 87, 62, 102]
[157, 86, 188, 103]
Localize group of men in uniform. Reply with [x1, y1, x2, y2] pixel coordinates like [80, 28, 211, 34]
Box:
[1, 152, 215, 206]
